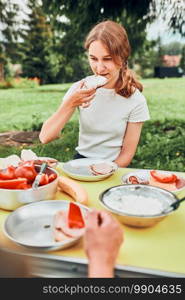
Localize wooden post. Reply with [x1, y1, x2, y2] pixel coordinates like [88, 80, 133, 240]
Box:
[0, 63, 4, 81]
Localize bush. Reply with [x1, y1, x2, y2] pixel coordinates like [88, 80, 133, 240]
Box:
[130, 119, 185, 171]
[0, 77, 40, 89]
[0, 119, 184, 172]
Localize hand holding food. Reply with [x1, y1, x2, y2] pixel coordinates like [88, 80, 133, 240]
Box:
[64, 80, 96, 108]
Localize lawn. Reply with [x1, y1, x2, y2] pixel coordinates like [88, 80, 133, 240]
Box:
[0, 78, 185, 132]
[0, 78, 185, 171]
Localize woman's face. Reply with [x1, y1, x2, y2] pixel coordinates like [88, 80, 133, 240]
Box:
[88, 40, 121, 89]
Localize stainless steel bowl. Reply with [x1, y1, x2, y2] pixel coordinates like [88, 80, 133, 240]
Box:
[99, 184, 184, 228]
[0, 165, 58, 211]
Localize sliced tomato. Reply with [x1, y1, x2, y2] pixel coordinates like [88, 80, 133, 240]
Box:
[150, 170, 177, 183]
[15, 164, 37, 183]
[39, 174, 49, 186]
[0, 166, 17, 180]
[129, 176, 139, 184]
[0, 178, 28, 189]
[48, 173, 57, 183]
[68, 202, 85, 229]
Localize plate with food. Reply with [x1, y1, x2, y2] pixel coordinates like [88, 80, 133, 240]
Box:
[121, 169, 185, 193]
[61, 158, 118, 181]
[4, 200, 89, 251]
[0, 150, 58, 169]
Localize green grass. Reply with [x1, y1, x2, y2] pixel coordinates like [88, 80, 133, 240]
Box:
[0, 78, 185, 171]
[0, 83, 78, 132]
[142, 78, 185, 121]
[0, 78, 185, 132]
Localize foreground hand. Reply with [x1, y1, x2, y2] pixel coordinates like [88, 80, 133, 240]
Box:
[65, 81, 96, 108]
[84, 210, 124, 277]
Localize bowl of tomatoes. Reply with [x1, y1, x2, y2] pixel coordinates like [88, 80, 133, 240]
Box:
[0, 161, 58, 210]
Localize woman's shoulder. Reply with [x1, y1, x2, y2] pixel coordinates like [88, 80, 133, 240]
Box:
[129, 88, 147, 103]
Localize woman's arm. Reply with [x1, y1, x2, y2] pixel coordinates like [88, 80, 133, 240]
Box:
[39, 101, 75, 144]
[39, 83, 96, 144]
[114, 122, 143, 168]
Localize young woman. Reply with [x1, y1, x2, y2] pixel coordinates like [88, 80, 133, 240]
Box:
[39, 20, 150, 167]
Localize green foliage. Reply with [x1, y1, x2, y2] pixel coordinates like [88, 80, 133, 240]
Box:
[160, 42, 183, 56]
[0, 119, 184, 172]
[42, 0, 153, 81]
[133, 40, 158, 78]
[180, 45, 185, 72]
[130, 120, 185, 171]
[20, 0, 61, 84]
[0, 77, 40, 89]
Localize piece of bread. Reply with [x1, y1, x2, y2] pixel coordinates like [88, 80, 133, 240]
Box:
[58, 176, 88, 205]
[83, 75, 107, 89]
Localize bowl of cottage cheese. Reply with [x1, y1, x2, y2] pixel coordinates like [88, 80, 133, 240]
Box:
[99, 184, 179, 228]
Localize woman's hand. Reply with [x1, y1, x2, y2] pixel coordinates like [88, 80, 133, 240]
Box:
[65, 80, 96, 108]
[84, 210, 124, 277]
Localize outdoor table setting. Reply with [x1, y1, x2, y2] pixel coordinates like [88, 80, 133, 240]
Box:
[0, 155, 185, 278]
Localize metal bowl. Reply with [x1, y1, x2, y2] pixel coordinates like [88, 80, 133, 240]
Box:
[99, 184, 182, 228]
[3, 200, 89, 251]
[0, 165, 58, 211]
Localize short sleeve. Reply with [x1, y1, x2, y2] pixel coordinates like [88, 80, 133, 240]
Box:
[63, 81, 81, 102]
[128, 92, 150, 122]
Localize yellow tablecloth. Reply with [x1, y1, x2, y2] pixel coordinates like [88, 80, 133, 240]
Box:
[0, 166, 185, 276]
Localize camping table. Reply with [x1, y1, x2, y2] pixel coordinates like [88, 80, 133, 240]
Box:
[0, 166, 185, 278]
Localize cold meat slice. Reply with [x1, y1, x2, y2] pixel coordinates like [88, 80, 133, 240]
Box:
[90, 163, 113, 175]
[53, 210, 85, 242]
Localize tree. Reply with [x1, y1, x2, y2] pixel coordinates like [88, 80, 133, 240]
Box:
[157, 0, 185, 37]
[160, 42, 183, 56]
[20, 0, 61, 84]
[42, 0, 185, 82]
[180, 45, 185, 73]
[0, 0, 20, 80]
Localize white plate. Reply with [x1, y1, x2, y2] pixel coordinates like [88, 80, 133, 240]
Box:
[121, 170, 185, 193]
[3, 200, 89, 251]
[61, 158, 118, 181]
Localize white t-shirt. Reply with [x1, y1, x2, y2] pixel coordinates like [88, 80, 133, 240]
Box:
[63, 83, 150, 161]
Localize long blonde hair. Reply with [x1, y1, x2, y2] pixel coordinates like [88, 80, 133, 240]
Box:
[84, 20, 143, 98]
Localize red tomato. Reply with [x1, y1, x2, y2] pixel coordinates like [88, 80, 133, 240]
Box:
[150, 170, 177, 183]
[0, 166, 16, 180]
[15, 165, 37, 183]
[0, 178, 28, 189]
[48, 173, 57, 183]
[39, 174, 49, 186]
[68, 202, 85, 229]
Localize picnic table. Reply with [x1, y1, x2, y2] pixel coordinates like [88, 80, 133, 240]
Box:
[0, 166, 185, 278]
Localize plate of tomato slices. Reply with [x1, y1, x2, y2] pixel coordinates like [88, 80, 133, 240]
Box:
[121, 169, 185, 193]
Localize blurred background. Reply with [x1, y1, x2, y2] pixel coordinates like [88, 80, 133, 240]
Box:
[0, 0, 185, 83]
